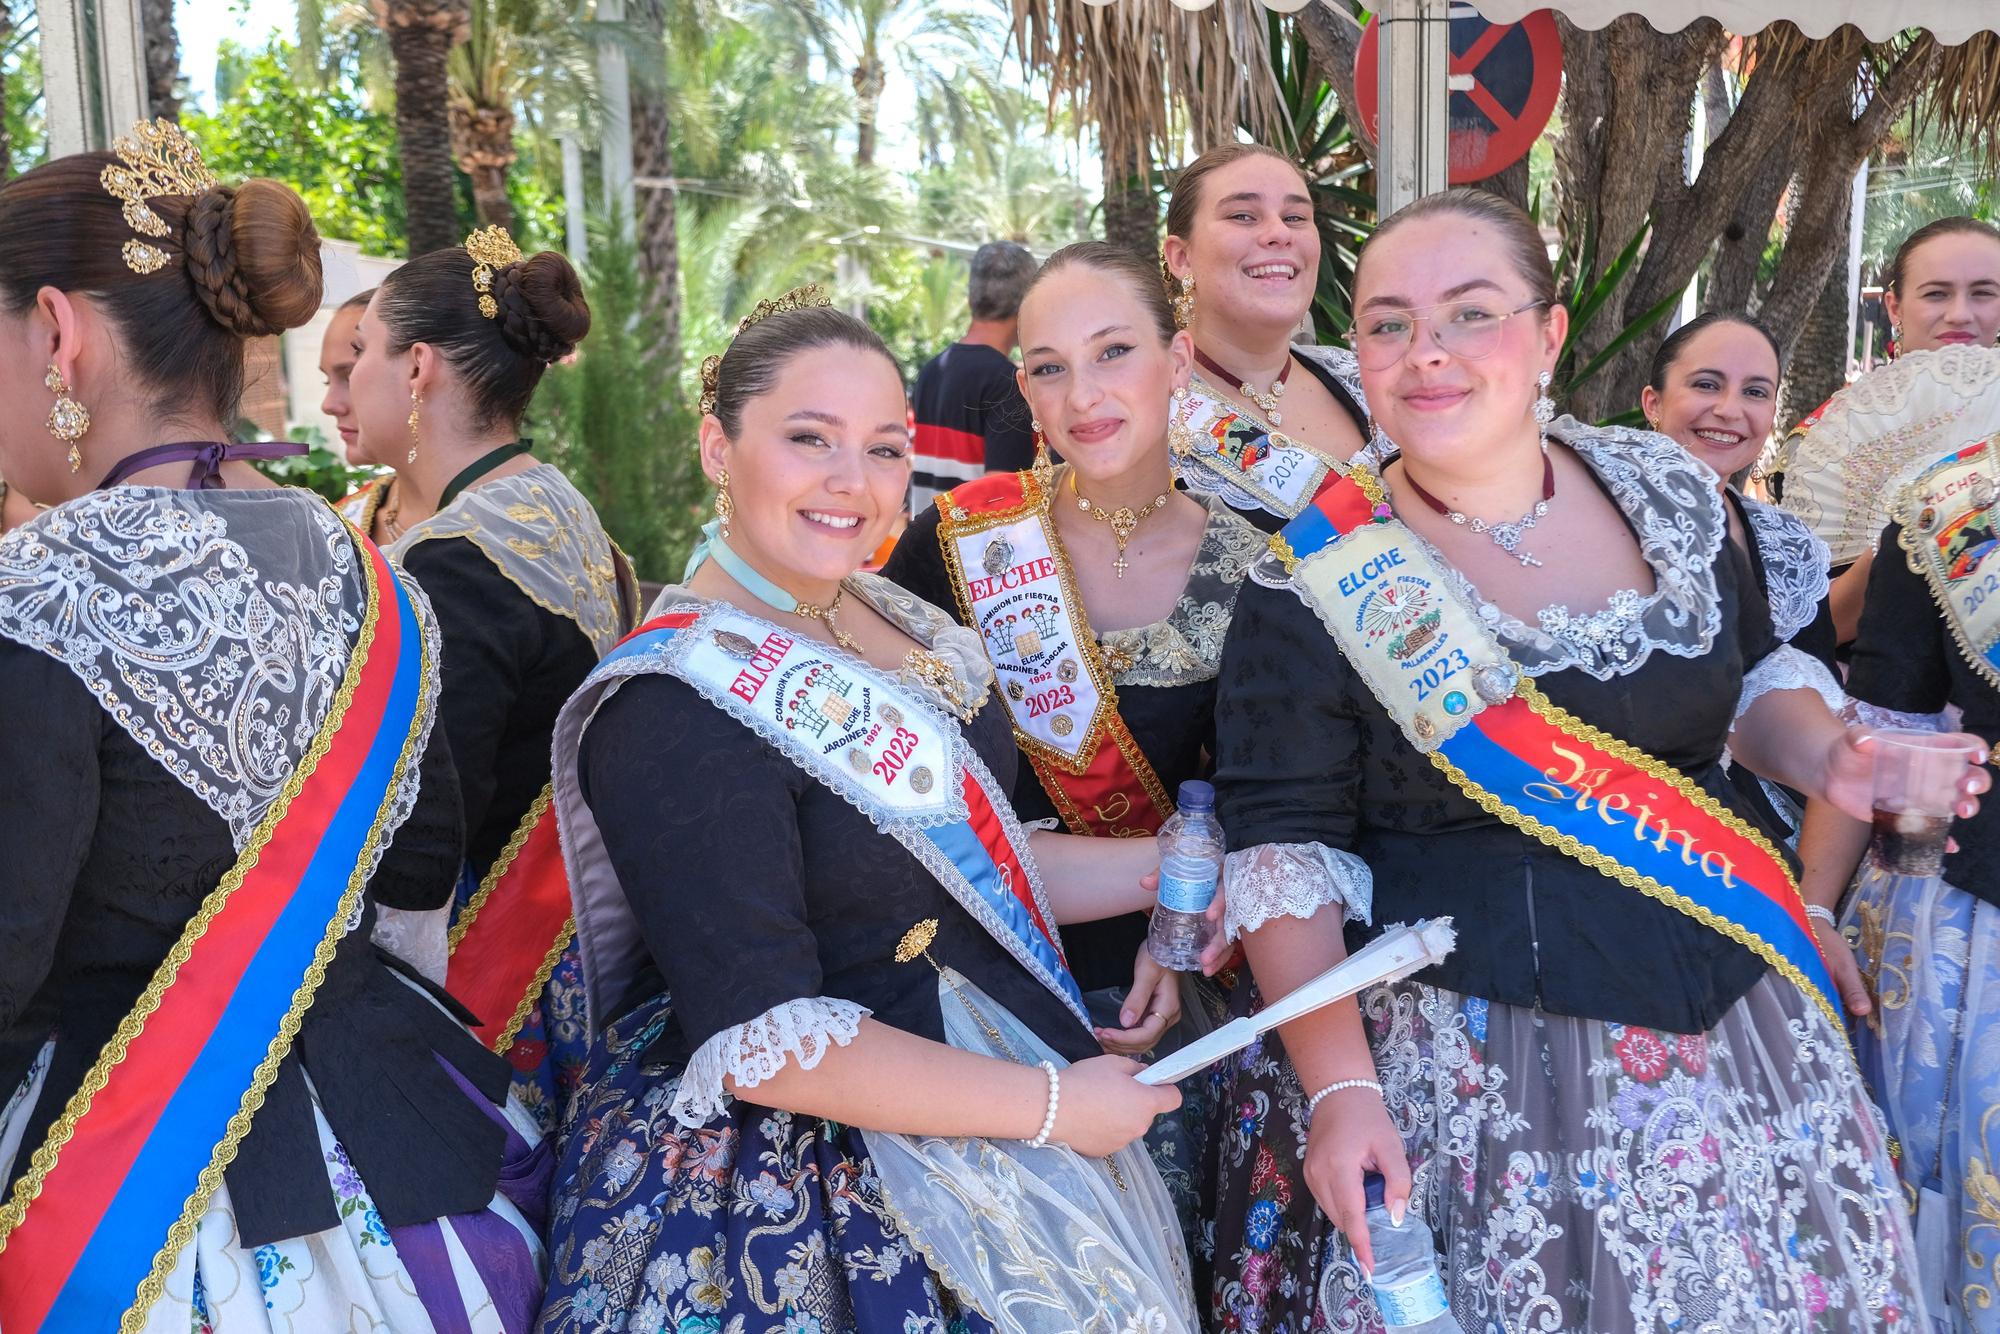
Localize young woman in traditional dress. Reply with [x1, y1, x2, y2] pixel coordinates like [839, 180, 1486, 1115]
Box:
[882, 242, 1261, 1228]
[1203, 188, 1978, 1332]
[1642, 312, 1839, 839]
[538, 290, 1201, 1333]
[0, 123, 545, 1331]
[345, 232, 637, 1133]
[1159, 143, 1370, 533]
[318, 286, 399, 536]
[1775, 217, 2000, 645]
[1796, 377, 2000, 1331]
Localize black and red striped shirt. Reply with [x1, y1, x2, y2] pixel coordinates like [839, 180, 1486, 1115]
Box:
[908, 342, 1035, 513]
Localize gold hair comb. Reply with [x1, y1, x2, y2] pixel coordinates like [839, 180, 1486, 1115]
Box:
[698, 283, 836, 416]
[100, 119, 218, 275]
[465, 224, 523, 319]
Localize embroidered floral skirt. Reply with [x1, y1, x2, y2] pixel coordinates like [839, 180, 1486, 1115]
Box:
[1201, 972, 1923, 1333]
[0, 1039, 549, 1334]
[537, 994, 991, 1334]
[1847, 864, 2000, 1332]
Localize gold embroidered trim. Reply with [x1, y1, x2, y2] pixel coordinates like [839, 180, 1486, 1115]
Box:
[447, 785, 553, 952]
[495, 918, 576, 1054]
[0, 519, 432, 1333]
[1423, 678, 1843, 1034]
[1894, 452, 2000, 695]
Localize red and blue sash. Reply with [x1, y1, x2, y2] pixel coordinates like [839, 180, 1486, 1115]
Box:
[446, 790, 573, 1059]
[591, 606, 1086, 1024]
[0, 532, 428, 1333]
[1275, 472, 1841, 1030]
[936, 471, 1172, 840]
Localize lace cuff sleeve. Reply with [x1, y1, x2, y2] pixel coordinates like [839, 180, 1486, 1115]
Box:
[1221, 842, 1373, 942]
[1843, 697, 1956, 733]
[671, 996, 872, 1128]
[1736, 643, 1844, 719]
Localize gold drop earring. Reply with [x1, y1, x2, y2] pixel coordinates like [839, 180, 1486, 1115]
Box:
[45, 364, 89, 472]
[406, 390, 422, 465]
[1173, 275, 1195, 330]
[714, 467, 734, 539]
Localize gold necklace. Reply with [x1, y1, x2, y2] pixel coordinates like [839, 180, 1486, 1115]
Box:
[793, 584, 862, 652]
[1069, 471, 1170, 578]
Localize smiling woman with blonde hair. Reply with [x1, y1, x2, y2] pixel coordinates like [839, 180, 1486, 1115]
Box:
[1160, 142, 1371, 531]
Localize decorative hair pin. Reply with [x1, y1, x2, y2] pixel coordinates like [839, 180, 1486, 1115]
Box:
[464, 224, 523, 319]
[100, 118, 218, 275]
[697, 282, 835, 417]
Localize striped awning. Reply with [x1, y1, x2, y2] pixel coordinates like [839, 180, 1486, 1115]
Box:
[1467, 0, 2000, 43]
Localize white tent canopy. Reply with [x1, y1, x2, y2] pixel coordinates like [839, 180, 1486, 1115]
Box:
[1471, 0, 2000, 45]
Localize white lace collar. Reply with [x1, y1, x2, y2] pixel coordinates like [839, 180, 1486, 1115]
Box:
[1262, 422, 1728, 681]
[1101, 492, 1264, 687]
[1736, 490, 1831, 643]
[0, 487, 436, 853]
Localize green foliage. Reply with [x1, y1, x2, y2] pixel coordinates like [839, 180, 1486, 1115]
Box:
[256, 431, 379, 502]
[5, 11, 44, 179]
[1549, 212, 1680, 427]
[534, 209, 706, 581]
[185, 44, 407, 253]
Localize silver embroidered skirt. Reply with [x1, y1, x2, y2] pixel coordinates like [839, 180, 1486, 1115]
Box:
[1205, 973, 1924, 1332]
[1848, 863, 2000, 1332]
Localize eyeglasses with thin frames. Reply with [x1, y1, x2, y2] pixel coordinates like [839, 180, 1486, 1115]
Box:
[1346, 298, 1550, 371]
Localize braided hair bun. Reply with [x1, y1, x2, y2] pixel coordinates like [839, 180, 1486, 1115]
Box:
[491, 251, 591, 364]
[182, 179, 323, 338]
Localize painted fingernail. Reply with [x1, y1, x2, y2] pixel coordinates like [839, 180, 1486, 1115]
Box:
[1390, 1201, 1405, 1227]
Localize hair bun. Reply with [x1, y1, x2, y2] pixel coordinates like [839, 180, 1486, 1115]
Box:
[491, 251, 590, 364]
[182, 178, 323, 338]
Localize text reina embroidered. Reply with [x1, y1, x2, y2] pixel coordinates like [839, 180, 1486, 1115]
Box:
[966, 554, 1058, 602]
[1522, 741, 1744, 887]
[726, 629, 797, 703]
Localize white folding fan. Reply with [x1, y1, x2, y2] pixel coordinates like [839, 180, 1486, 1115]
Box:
[1775, 345, 2000, 565]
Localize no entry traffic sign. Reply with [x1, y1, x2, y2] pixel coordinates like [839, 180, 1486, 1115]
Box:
[1356, 8, 1564, 183]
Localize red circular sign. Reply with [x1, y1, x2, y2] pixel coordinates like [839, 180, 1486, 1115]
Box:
[1355, 10, 1563, 184]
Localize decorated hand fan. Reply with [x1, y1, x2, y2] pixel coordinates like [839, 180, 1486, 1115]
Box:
[1774, 346, 2000, 565]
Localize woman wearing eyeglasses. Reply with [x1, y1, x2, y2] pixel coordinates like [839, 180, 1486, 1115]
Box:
[1201, 189, 1956, 1331]
[1161, 143, 1370, 532]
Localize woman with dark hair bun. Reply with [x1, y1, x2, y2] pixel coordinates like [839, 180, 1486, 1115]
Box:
[1642, 312, 1838, 840]
[537, 287, 1196, 1332]
[0, 122, 545, 1329]
[346, 226, 637, 1134]
[1161, 142, 1371, 533]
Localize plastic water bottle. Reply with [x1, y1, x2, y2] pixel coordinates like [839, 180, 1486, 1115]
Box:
[1147, 780, 1222, 970]
[1363, 1174, 1462, 1331]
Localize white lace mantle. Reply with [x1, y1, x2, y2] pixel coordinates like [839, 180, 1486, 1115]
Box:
[1100, 494, 1264, 688]
[1739, 493, 1832, 642]
[672, 995, 871, 1127]
[0, 488, 415, 849]
[1316, 422, 1729, 683]
[1221, 841, 1374, 941]
[1736, 643, 1844, 720]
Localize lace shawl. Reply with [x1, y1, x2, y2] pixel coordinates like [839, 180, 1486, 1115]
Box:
[1099, 494, 1264, 688]
[391, 463, 632, 655]
[1740, 493, 1833, 643]
[1233, 423, 1732, 933]
[0, 488, 439, 886]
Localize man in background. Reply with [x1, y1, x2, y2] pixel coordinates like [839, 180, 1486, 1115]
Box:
[908, 241, 1038, 513]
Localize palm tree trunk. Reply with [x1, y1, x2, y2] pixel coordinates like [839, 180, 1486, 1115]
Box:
[1100, 119, 1156, 260]
[852, 56, 885, 167]
[380, 1, 469, 256]
[140, 0, 180, 121]
[450, 101, 516, 231]
[1779, 204, 1855, 433]
[630, 97, 681, 374]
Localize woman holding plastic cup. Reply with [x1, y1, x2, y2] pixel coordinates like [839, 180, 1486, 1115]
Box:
[1798, 451, 2000, 1329]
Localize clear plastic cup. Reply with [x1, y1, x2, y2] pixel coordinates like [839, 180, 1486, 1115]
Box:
[1869, 728, 1979, 876]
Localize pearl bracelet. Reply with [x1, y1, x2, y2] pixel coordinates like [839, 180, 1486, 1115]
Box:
[1027, 1060, 1061, 1148]
[1805, 904, 1839, 931]
[1306, 1077, 1384, 1120]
